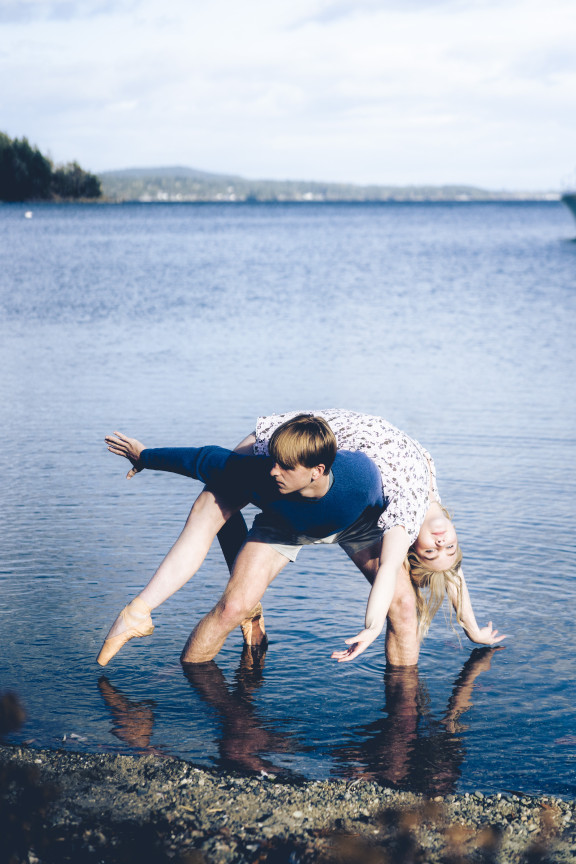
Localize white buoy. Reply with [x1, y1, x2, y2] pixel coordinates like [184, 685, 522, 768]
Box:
[24, 211, 33, 219]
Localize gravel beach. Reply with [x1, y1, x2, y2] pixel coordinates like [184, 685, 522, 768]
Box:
[1, 743, 574, 864]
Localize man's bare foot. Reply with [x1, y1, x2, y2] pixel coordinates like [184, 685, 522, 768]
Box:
[240, 602, 268, 647]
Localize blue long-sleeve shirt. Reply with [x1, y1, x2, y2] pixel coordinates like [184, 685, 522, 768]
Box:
[137, 446, 384, 538]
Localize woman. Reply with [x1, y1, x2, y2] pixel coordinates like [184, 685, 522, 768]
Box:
[246, 409, 505, 661]
[98, 411, 504, 667]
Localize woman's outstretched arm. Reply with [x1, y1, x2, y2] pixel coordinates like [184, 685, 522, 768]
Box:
[447, 569, 508, 646]
[331, 526, 411, 662]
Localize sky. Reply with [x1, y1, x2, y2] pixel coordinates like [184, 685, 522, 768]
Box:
[1, 0, 575, 190]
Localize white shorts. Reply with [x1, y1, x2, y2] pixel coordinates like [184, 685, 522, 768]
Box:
[246, 508, 383, 562]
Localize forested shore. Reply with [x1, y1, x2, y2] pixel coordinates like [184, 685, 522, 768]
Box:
[0, 132, 101, 202]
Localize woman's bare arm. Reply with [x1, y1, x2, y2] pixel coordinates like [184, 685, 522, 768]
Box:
[331, 526, 411, 662]
[447, 569, 507, 646]
[233, 432, 256, 455]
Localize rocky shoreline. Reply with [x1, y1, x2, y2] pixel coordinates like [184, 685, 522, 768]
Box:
[1, 743, 574, 864]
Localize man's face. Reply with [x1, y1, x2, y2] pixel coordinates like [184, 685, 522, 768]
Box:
[270, 460, 320, 495]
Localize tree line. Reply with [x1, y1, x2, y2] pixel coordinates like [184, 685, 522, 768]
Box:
[0, 132, 101, 202]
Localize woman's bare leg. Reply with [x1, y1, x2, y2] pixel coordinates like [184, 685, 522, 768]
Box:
[97, 490, 239, 664]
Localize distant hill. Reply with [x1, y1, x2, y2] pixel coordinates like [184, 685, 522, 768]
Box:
[98, 166, 559, 204]
[102, 166, 242, 183]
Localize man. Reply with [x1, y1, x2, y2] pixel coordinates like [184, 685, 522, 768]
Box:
[97, 415, 417, 667]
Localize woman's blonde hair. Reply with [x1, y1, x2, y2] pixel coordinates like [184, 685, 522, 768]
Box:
[407, 507, 464, 640]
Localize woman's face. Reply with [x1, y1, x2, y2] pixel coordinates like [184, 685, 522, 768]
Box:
[414, 507, 459, 572]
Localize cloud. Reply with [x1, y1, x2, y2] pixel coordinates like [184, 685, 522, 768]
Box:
[1, 0, 575, 187]
[292, 0, 507, 26]
[0, 0, 139, 23]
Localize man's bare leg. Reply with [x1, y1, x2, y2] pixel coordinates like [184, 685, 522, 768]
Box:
[384, 564, 420, 666]
[97, 490, 240, 666]
[216, 512, 267, 647]
[181, 542, 289, 664]
[224, 434, 268, 646]
[348, 543, 420, 667]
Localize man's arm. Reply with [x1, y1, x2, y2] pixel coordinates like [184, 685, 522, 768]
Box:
[105, 432, 252, 499]
[105, 431, 146, 479]
[331, 525, 411, 662]
[103, 432, 251, 613]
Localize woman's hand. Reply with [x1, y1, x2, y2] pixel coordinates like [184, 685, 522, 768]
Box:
[466, 621, 507, 646]
[105, 431, 146, 479]
[331, 627, 381, 663]
[332, 527, 410, 664]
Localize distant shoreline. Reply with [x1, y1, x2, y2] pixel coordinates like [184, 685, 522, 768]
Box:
[1, 196, 564, 206]
[96, 166, 562, 206]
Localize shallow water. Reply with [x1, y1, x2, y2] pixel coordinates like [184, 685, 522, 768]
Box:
[0, 201, 575, 797]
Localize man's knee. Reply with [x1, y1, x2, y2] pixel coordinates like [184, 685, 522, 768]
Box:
[214, 594, 253, 630]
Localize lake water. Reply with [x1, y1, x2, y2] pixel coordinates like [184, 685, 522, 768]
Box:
[0, 201, 575, 798]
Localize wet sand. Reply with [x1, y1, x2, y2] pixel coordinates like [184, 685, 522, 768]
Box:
[1, 743, 574, 863]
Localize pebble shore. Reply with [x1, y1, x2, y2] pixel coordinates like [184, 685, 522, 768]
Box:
[1, 744, 574, 864]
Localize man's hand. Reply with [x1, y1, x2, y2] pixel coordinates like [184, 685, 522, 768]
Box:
[331, 627, 380, 663]
[466, 621, 508, 646]
[105, 431, 146, 479]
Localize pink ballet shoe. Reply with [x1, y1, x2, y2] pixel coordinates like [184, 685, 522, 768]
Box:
[97, 597, 154, 667]
[240, 602, 268, 647]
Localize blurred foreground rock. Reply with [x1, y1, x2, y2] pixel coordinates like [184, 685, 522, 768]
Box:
[0, 743, 574, 864]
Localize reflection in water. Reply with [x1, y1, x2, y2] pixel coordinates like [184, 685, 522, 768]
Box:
[97, 678, 161, 756]
[182, 646, 299, 777]
[333, 648, 503, 796]
[98, 648, 502, 790]
[98, 646, 299, 777]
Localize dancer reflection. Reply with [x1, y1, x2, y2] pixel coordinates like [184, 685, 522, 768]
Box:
[332, 647, 503, 796]
[97, 648, 299, 777]
[98, 677, 160, 755]
[182, 646, 299, 777]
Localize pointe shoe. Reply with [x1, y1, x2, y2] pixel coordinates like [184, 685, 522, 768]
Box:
[240, 602, 268, 648]
[97, 597, 154, 667]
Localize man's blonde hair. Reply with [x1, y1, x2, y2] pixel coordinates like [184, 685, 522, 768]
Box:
[269, 414, 337, 470]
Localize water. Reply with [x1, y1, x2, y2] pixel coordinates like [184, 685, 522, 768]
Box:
[0, 201, 575, 798]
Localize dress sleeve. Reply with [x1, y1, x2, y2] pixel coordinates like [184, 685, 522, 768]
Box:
[376, 448, 441, 544]
[377, 494, 423, 545]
